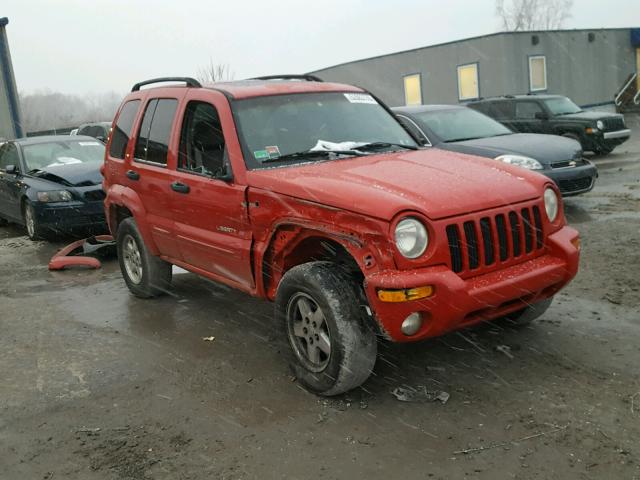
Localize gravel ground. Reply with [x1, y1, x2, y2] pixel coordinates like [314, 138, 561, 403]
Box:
[1, 118, 639, 480]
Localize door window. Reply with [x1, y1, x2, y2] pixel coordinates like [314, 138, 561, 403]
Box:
[489, 101, 515, 120]
[134, 98, 178, 165]
[178, 101, 227, 176]
[515, 101, 544, 119]
[109, 100, 141, 159]
[0, 143, 19, 171]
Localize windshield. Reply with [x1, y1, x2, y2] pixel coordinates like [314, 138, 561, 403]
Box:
[22, 140, 105, 172]
[544, 97, 582, 115]
[410, 108, 512, 142]
[233, 92, 417, 169]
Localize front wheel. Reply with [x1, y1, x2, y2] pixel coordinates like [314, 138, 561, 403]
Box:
[502, 297, 553, 327]
[593, 145, 614, 156]
[23, 201, 45, 240]
[276, 261, 377, 396]
[116, 217, 172, 298]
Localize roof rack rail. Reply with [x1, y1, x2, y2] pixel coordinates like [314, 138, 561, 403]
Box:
[250, 74, 323, 82]
[131, 77, 202, 92]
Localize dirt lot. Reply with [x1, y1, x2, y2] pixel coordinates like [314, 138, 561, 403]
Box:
[1, 119, 640, 480]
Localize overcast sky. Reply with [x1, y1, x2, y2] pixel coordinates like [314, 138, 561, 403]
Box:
[3, 0, 639, 95]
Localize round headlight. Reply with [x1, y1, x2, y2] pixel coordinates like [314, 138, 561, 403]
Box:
[596, 120, 604, 130]
[395, 218, 428, 259]
[543, 188, 559, 222]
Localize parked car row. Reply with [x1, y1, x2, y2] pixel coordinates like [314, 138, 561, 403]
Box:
[0, 75, 616, 396]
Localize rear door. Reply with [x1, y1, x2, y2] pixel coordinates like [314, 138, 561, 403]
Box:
[169, 92, 254, 290]
[128, 95, 184, 260]
[0, 142, 24, 221]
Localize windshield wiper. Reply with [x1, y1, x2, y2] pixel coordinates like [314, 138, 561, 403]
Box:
[354, 142, 418, 152]
[444, 136, 482, 143]
[27, 168, 43, 175]
[261, 149, 364, 164]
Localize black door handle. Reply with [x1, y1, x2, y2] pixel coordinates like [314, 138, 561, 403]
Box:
[126, 170, 140, 181]
[171, 181, 190, 194]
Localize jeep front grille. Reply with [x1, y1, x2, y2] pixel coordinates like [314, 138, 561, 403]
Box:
[602, 117, 625, 131]
[446, 205, 544, 274]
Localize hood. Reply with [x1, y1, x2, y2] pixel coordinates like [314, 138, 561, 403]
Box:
[559, 111, 622, 121]
[438, 133, 581, 164]
[246, 149, 548, 221]
[31, 161, 103, 187]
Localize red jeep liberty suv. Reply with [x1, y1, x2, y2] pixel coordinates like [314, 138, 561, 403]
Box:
[103, 75, 581, 396]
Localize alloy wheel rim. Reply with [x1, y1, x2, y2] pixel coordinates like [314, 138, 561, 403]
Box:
[122, 234, 143, 284]
[286, 293, 332, 372]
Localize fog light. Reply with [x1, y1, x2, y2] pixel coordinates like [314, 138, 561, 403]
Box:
[401, 312, 423, 336]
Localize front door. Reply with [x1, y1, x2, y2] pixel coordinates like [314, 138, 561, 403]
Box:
[170, 96, 254, 291]
[0, 142, 24, 221]
[510, 100, 551, 134]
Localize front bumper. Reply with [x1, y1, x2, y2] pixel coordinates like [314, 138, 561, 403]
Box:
[544, 161, 598, 196]
[364, 226, 580, 342]
[34, 200, 107, 232]
[584, 129, 630, 151]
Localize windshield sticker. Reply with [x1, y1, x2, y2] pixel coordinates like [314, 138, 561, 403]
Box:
[78, 141, 101, 146]
[265, 145, 281, 159]
[254, 150, 270, 160]
[344, 93, 377, 104]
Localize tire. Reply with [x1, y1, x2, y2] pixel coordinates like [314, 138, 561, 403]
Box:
[116, 217, 172, 298]
[502, 297, 553, 328]
[275, 261, 377, 396]
[23, 201, 45, 240]
[594, 145, 613, 156]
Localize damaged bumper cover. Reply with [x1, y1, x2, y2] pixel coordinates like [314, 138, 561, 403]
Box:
[365, 226, 580, 342]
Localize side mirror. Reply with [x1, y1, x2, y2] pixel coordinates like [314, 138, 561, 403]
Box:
[213, 162, 233, 182]
[535, 111, 549, 120]
[5, 164, 18, 175]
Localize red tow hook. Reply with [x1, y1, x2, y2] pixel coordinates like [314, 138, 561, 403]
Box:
[48, 235, 115, 270]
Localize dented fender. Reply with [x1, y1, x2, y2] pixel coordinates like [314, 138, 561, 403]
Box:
[105, 184, 160, 255]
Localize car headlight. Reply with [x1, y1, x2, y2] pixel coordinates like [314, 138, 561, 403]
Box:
[395, 217, 428, 259]
[596, 120, 604, 130]
[543, 188, 559, 222]
[495, 154, 543, 170]
[37, 190, 73, 202]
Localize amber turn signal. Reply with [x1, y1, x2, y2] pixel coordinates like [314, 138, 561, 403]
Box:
[571, 236, 581, 251]
[377, 286, 434, 302]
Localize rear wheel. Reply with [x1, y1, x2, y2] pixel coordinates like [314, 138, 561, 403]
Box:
[502, 297, 553, 327]
[276, 261, 377, 396]
[116, 217, 172, 298]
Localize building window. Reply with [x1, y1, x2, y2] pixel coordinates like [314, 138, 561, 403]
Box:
[529, 55, 547, 91]
[403, 74, 422, 106]
[457, 63, 479, 101]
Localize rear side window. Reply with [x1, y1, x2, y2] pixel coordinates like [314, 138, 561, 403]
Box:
[109, 100, 140, 159]
[134, 98, 178, 165]
[489, 101, 515, 120]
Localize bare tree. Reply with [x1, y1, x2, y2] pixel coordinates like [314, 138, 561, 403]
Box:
[496, 0, 573, 31]
[19, 90, 122, 133]
[196, 60, 234, 84]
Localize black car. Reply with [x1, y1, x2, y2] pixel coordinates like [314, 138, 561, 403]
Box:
[75, 122, 112, 143]
[0, 136, 107, 239]
[393, 105, 598, 196]
[467, 94, 630, 155]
